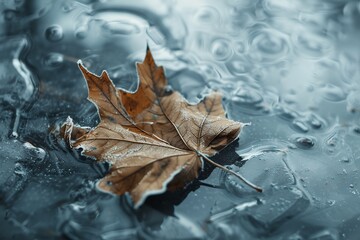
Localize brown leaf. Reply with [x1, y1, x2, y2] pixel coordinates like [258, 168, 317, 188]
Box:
[62, 47, 259, 208]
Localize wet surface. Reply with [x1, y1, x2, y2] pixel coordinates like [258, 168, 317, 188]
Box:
[1, 0, 360, 239]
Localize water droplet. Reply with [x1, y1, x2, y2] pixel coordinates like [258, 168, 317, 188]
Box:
[292, 120, 309, 133]
[276, 106, 299, 120]
[306, 114, 323, 129]
[232, 87, 263, 105]
[226, 58, 251, 75]
[340, 157, 350, 163]
[44, 25, 64, 42]
[14, 162, 26, 176]
[327, 200, 336, 206]
[322, 84, 347, 102]
[256, 32, 287, 54]
[228, 81, 271, 115]
[211, 39, 232, 61]
[327, 136, 337, 148]
[293, 136, 315, 149]
[102, 21, 141, 35]
[43, 53, 64, 69]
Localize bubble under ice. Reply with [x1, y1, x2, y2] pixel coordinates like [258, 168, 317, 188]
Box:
[0, 0, 360, 239]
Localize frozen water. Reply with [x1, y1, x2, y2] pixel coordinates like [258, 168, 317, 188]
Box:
[1, 0, 360, 239]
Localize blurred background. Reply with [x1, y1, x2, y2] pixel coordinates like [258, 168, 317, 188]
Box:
[0, 0, 360, 239]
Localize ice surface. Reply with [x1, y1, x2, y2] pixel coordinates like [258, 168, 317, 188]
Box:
[1, 0, 360, 239]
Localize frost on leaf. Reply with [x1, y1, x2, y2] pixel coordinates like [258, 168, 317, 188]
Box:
[61, 46, 260, 208]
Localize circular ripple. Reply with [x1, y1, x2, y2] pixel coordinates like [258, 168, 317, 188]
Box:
[230, 12, 253, 30]
[321, 84, 347, 102]
[44, 25, 64, 42]
[248, 27, 289, 63]
[211, 39, 233, 61]
[226, 76, 274, 116]
[292, 30, 332, 58]
[234, 41, 247, 54]
[291, 135, 316, 149]
[226, 59, 251, 75]
[194, 6, 220, 25]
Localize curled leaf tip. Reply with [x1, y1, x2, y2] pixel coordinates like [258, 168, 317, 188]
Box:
[101, 70, 109, 78]
[145, 46, 155, 62]
[77, 61, 87, 73]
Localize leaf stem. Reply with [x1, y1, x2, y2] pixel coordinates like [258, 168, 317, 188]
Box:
[198, 152, 263, 193]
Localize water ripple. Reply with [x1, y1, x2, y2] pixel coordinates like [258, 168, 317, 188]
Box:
[226, 57, 251, 75]
[248, 25, 289, 63]
[211, 38, 233, 61]
[102, 21, 141, 35]
[194, 6, 220, 25]
[292, 29, 333, 58]
[44, 25, 64, 42]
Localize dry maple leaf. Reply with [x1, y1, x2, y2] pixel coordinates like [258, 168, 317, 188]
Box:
[62, 46, 261, 208]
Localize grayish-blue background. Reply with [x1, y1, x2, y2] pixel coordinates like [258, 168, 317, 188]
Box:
[0, 0, 360, 239]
